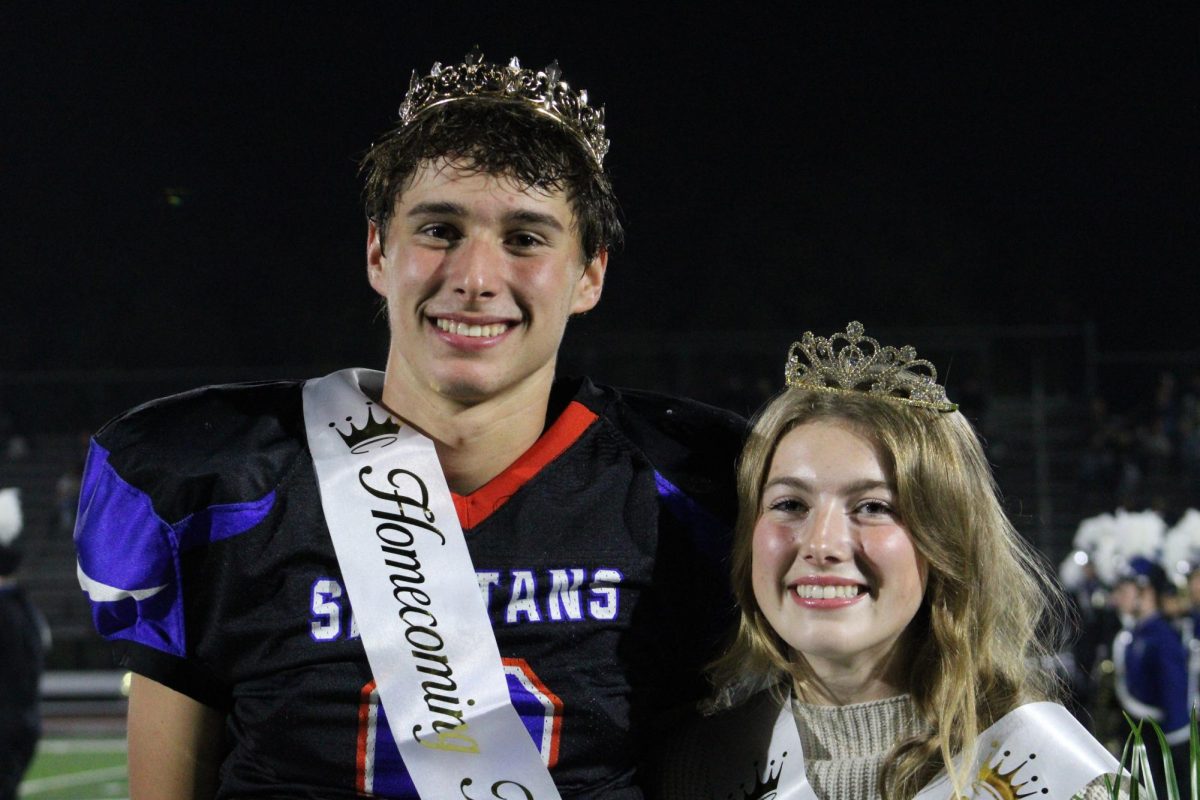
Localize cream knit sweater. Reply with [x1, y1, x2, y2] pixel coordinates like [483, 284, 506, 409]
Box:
[791, 694, 917, 798]
[793, 695, 1122, 799]
[658, 693, 1124, 799]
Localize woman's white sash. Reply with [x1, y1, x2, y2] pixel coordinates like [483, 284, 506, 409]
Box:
[303, 369, 561, 800]
[754, 696, 1119, 799]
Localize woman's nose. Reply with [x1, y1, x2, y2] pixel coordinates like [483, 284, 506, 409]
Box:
[801, 505, 852, 565]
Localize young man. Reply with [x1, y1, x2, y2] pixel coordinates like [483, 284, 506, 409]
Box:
[75, 53, 743, 798]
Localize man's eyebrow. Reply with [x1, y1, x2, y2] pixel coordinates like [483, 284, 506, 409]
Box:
[406, 201, 466, 218]
[404, 203, 566, 233]
[504, 209, 565, 232]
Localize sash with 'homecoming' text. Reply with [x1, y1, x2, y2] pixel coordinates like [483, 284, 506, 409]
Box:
[303, 368, 561, 800]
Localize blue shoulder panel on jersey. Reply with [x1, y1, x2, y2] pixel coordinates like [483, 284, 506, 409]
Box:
[74, 439, 275, 657]
[654, 470, 730, 565]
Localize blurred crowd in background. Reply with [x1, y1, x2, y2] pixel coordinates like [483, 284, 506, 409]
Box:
[1080, 371, 1200, 516]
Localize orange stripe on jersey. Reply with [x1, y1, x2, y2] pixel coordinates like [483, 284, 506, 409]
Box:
[453, 401, 598, 529]
[503, 657, 565, 769]
[356, 680, 376, 794]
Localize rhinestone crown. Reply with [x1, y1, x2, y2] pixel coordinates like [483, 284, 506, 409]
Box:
[397, 48, 609, 168]
[784, 321, 957, 412]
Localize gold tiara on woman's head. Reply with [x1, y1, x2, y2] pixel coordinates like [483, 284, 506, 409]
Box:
[784, 321, 957, 412]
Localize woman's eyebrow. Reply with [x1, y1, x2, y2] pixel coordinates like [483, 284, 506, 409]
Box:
[763, 476, 811, 493]
[762, 477, 893, 494]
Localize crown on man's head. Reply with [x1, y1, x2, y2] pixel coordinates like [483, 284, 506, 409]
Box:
[397, 47, 610, 168]
[785, 321, 957, 412]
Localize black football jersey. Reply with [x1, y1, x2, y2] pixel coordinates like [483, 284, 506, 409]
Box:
[75, 374, 744, 798]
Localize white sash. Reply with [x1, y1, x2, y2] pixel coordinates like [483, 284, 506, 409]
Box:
[303, 369, 561, 800]
[755, 696, 1120, 799]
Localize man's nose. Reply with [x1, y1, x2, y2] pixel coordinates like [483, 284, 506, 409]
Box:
[448, 237, 501, 299]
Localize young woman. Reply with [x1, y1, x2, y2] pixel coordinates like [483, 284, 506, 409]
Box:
[660, 323, 1124, 800]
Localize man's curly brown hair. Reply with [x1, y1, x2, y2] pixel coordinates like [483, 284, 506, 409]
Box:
[360, 99, 623, 260]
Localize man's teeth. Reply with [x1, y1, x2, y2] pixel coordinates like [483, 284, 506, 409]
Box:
[795, 584, 862, 600]
[436, 319, 507, 338]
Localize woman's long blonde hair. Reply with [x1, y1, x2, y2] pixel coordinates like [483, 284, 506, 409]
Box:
[708, 388, 1065, 798]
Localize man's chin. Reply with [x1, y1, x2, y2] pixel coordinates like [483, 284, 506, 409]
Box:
[437, 381, 493, 405]
[433, 369, 556, 409]
[432, 373, 515, 406]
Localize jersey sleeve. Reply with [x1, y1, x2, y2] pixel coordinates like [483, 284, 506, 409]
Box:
[602, 387, 748, 708]
[73, 384, 295, 709]
[610, 386, 747, 528]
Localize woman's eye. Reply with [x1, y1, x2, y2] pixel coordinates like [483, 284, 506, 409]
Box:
[766, 498, 806, 515]
[856, 500, 896, 517]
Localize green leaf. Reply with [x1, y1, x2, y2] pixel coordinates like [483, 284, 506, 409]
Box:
[1114, 710, 1200, 800]
[1190, 706, 1199, 800]
[1122, 712, 1156, 800]
[1143, 716, 1179, 800]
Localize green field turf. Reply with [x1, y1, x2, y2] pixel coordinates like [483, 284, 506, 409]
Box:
[19, 739, 128, 799]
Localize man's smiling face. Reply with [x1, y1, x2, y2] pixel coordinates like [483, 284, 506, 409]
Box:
[368, 159, 606, 409]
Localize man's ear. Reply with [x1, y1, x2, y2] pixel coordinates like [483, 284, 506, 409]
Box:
[366, 219, 387, 297]
[571, 247, 608, 314]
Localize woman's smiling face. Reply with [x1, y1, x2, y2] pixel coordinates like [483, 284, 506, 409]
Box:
[751, 419, 927, 687]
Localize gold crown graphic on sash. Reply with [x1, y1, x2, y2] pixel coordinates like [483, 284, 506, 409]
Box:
[953, 746, 1043, 800]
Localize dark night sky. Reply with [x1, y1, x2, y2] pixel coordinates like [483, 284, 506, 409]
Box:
[4, 4, 1197, 381]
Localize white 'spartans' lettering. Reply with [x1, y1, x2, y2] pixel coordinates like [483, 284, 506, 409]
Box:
[310, 567, 623, 640]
